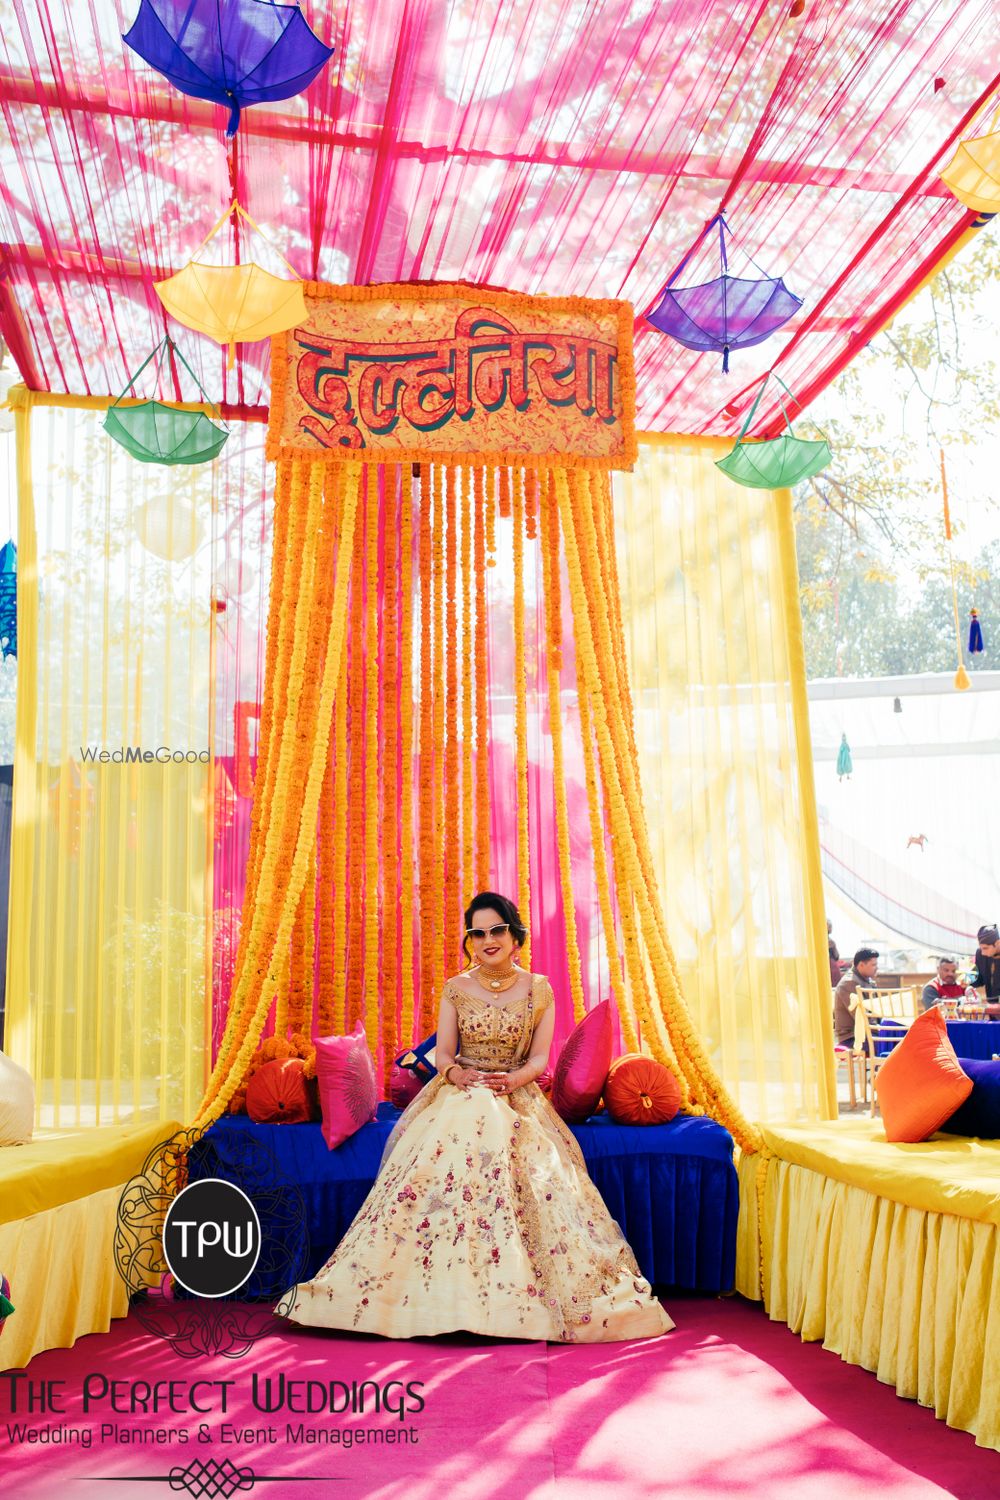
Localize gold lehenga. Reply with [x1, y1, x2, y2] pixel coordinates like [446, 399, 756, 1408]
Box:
[281, 974, 673, 1342]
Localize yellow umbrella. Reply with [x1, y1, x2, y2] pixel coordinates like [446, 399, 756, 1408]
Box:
[155, 201, 307, 368]
[939, 101, 1000, 213]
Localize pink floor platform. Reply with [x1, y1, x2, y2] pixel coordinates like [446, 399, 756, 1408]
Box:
[4, 1295, 998, 1499]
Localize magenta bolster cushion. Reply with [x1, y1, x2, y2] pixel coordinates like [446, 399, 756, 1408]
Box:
[550, 999, 614, 1123]
[315, 1021, 379, 1151]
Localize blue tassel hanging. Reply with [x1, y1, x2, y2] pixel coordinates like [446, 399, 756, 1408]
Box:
[0, 540, 16, 660]
[969, 608, 984, 654]
[836, 732, 853, 781]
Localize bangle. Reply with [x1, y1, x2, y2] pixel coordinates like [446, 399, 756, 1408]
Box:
[443, 1064, 460, 1084]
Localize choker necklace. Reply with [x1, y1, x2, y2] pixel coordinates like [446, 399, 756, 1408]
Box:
[475, 962, 519, 993]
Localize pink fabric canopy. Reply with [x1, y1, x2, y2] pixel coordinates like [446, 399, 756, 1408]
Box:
[0, 1, 997, 436]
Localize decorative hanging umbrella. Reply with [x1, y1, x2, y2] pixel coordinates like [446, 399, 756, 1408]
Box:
[939, 101, 1000, 214]
[836, 733, 853, 781]
[646, 213, 802, 372]
[0, 541, 15, 660]
[103, 337, 229, 465]
[123, 0, 334, 137]
[155, 200, 307, 368]
[716, 372, 831, 489]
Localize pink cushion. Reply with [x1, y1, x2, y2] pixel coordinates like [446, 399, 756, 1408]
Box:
[390, 1062, 424, 1110]
[875, 1006, 973, 1143]
[550, 1000, 613, 1123]
[314, 1021, 378, 1150]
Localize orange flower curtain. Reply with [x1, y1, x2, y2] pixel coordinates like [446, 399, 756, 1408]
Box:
[196, 287, 759, 1155]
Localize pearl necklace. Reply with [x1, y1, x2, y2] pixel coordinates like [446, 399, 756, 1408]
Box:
[475, 961, 519, 993]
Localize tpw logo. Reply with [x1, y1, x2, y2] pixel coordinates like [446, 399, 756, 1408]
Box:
[162, 1179, 262, 1298]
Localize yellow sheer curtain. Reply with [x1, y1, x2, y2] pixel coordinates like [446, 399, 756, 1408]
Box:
[6, 393, 212, 1128]
[614, 434, 835, 1122]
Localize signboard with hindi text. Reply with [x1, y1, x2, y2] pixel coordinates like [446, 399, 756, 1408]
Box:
[267, 282, 636, 470]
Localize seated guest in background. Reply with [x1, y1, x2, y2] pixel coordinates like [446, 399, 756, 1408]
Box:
[833, 947, 879, 1046]
[973, 925, 1000, 1000]
[919, 957, 965, 1012]
[828, 920, 841, 985]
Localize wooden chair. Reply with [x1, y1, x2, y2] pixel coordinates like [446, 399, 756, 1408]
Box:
[852, 987, 919, 1116]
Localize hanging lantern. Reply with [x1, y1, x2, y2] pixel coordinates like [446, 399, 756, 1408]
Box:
[123, 0, 334, 138]
[0, 540, 16, 659]
[133, 494, 205, 561]
[716, 372, 831, 489]
[836, 733, 853, 781]
[646, 212, 802, 372]
[104, 336, 228, 465]
[939, 102, 1000, 214]
[155, 201, 307, 368]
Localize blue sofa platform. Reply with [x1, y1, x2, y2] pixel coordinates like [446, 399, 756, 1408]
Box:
[192, 1104, 738, 1298]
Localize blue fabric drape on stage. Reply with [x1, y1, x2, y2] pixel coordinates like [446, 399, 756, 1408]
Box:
[192, 1105, 738, 1298]
[948, 1021, 1000, 1061]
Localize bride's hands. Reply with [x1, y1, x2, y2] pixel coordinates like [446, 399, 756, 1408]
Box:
[447, 1065, 484, 1091]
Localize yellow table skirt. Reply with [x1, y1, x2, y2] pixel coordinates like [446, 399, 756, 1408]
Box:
[0, 1118, 180, 1223]
[736, 1120, 1000, 1450]
[0, 1119, 182, 1370]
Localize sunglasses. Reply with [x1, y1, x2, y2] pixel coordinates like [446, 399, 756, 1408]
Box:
[465, 923, 511, 941]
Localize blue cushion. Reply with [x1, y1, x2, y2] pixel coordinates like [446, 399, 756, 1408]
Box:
[941, 1057, 1000, 1138]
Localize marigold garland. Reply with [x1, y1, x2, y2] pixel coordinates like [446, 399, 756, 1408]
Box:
[524, 468, 538, 541]
[380, 464, 400, 1087]
[498, 464, 511, 520]
[444, 464, 461, 976]
[316, 467, 343, 1037]
[417, 464, 436, 1027]
[208, 459, 310, 1092]
[460, 467, 474, 915]
[429, 463, 447, 1013]
[512, 466, 531, 969]
[195, 463, 360, 1131]
[345, 479, 368, 1032]
[363, 465, 382, 1064]
[398, 462, 417, 1045]
[473, 465, 491, 888]
[197, 459, 329, 1122]
[331, 573, 350, 1036]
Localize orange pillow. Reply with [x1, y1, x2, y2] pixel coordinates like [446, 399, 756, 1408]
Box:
[604, 1054, 681, 1125]
[246, 1058, 317, 1124]
[875, 1006, 973, 1142]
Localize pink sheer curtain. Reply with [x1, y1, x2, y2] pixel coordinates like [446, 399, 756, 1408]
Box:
[1, 2, 997, 435]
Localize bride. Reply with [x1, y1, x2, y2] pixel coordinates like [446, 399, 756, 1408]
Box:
[281, 891, 672, 1342]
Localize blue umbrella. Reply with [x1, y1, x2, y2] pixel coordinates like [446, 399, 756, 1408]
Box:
[123, 0, 334, 137]
[646, 213, 802, 373]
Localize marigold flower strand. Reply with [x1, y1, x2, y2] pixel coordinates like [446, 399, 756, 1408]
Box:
[399, 462, 417, 1044]
[381, 463, 399, 1086]
[512, 465, 531, 968]
[364, 464, 382, 1065]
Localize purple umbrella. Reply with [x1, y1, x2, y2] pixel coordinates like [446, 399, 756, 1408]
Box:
[123, 0, 334, 137]
[646, 213, 802, 373]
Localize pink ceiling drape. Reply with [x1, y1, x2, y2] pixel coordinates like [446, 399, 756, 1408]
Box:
[1, 1, 997, 436]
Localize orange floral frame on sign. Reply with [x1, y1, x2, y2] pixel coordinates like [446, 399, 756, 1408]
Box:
[267, 281, 638, 472]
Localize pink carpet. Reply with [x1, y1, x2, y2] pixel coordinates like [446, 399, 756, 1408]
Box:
[4, 1296, 998, 1499]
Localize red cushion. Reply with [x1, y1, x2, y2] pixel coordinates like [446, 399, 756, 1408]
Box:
[604, 1053, 681, 1125]
[551, 1000, 613, 1123]
[314, 1021, 379, 1150]
[390, 1062, 424, 1110]
[245, 1058, 316, 1124]
[875, 1007, 973, 1142]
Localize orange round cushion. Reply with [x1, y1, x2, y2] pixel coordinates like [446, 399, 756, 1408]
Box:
[604, 1054, 681, 1125]
[246, 1058, 316, 1125]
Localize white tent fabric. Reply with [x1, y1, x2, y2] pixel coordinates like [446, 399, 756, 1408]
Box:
[809, 672, 1000, 967]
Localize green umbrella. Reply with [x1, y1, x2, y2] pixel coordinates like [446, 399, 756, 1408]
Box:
[716, 372, 831, 490]
[103, 338, 228, 466]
